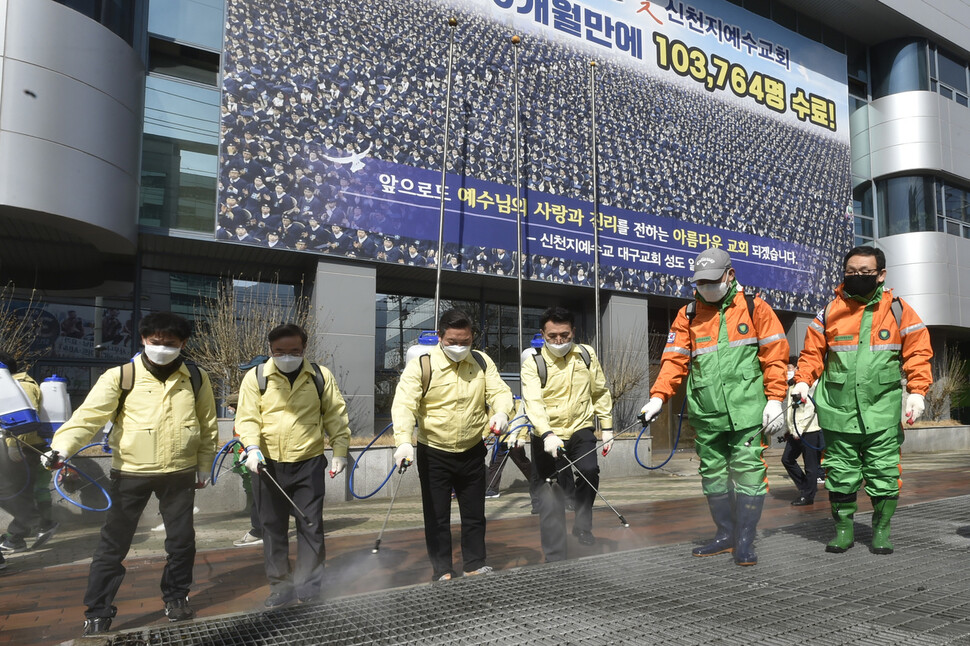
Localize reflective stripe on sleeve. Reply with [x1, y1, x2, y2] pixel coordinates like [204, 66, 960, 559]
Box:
[758, 333, 786, 346]
[899, 323, 925, 337]
[663, 346, 690, 357]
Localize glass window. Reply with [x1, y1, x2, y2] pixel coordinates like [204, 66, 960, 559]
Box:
[797, 14, 822, 43]
[938, 49, 968, 93]
[140, 76, 220, 232]
[877, 176, 935, 236]
[148, 0, 225, 51]
[944, 185, 969, 222]
[742, 0, 770, 19]
[770, 3, 797, 31]
[871, 39, 929, 99]
[148, 37, 220, 86]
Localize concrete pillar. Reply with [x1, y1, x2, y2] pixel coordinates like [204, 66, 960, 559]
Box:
[310, 258, 376, 437]
[601, 293, 651, 432]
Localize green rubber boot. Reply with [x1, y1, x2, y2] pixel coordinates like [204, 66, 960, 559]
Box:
[870, 496, 898, 555]
[826, 492, 857, 553]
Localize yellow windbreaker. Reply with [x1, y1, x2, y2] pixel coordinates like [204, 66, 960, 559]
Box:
[235, 358, 351, 462]
[520, 343, 614, 441]
[392, 345, 513, 453]
[51, 359, 218, 475]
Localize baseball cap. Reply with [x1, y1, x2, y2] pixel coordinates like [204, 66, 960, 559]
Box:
[692, 248, 731, 282]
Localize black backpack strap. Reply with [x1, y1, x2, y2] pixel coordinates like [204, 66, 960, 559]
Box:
[420, 353, 432, 398]
[310, 362, 326, 399]
[184, 361, 202, 398]
[471, 350, 487, 372]
[685, 301, 696, 322]
[744, 292, 756, 323]
[114, 362, 136, 421]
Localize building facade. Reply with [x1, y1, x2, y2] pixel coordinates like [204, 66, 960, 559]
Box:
[1, 0, 969, 449]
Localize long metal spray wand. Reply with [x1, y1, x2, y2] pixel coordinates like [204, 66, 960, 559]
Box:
[434, 17, 458, 325]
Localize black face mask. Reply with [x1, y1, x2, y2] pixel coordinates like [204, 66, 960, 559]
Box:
[843, 274, 880, 298]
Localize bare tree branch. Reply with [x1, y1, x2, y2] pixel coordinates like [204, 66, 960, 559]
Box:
[0, 282, 42, 370]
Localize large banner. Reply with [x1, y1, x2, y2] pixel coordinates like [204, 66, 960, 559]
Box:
[219, 0, 852, 313]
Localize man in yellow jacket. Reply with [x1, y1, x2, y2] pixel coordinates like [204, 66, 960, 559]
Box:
[235, 323, 351, 607]
[521, 306, 614, 561]
[0, 352, 59, 558]
[391, 309, 513, 581]
[45, 312, 218, 637]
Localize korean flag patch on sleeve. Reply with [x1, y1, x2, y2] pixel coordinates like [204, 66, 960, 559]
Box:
[667, 332, 676, 344]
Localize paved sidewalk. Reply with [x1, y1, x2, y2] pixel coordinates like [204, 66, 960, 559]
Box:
[0, 449, 967, 645]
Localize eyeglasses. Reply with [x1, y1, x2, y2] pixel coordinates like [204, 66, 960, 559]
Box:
[544, 333, 572, 343]
[844, 270, 879, 276]
[271, 351, 304, 358]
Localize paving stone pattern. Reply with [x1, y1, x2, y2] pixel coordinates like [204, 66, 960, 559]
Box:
[93, 495, 970, 646]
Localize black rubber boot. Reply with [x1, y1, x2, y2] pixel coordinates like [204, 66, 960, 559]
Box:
[692, 493, 734, 557]
[733, 494, 765, 566]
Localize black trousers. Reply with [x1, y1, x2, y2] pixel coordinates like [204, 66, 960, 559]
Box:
[416, 442, 487, 579]
[253, 454, 326, 598]
[485, 441, 533, 494]
[782, 432, 822, 500]
[0, 443, 41, 539]
[531, 428, 599, 562]
[84, 470, 196, 619]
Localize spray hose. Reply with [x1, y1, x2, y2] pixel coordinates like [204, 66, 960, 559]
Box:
[635, 394, 687, 470]
[790, 393, 824, 451]
[51, 443, 113, 512]
[349, 423, 396, 500]
[210, 438, 246, 485]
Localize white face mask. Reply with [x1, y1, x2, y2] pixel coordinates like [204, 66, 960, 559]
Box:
[441, 344, 470, 363]
[696, 280, 729, 303]
[546, 341, 573, 357]
[143, 345, 181, 366]
[273, 355, 304, 373]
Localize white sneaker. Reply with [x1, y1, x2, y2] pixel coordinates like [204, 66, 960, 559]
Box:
[463, 566, 493, 576]
[233, 531, 263, 547]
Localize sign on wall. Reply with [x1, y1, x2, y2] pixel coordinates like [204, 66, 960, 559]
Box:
[219, 0, 851, 313]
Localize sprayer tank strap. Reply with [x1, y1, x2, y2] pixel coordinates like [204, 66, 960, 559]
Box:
[255, 361, 326, 400]
[115, 360, 202, 421]
[420, 350, 487, 398]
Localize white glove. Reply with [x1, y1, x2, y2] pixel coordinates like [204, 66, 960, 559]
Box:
[791, 382, 810, 404]
[601, 430, 614, 456]
[393, 442, 414, 468]
[488, 413, 509, 436]
[329, 456, 347, 478]
[7, 444, 24, 463]
[243, 446, 265, 473]
[542, 433, 564, 458]
[639, 397, 663, 425]
[762, 400, 784, 435]
[41, 449, 64, 470]
[195, 470, 209, 489]
[905, 393, 925, 425]
[514, 432, 529, 449]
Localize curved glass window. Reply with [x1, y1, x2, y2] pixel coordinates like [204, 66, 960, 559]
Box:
[871, 39, 929, 100]
[876, 176, 935, 236]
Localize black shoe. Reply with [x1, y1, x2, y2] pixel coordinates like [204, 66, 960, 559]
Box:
[164, 597, 195, 622]
[572, 528, 595, 546]
[264, 590, 295, 608]
[82, 617, 112, 636]
[33, 522, 60, 550]
[791, 496, 814, 506]
[0, 534, 28, 553]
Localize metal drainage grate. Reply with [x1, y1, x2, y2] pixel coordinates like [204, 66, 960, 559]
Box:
[99, 496, 970, 646]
